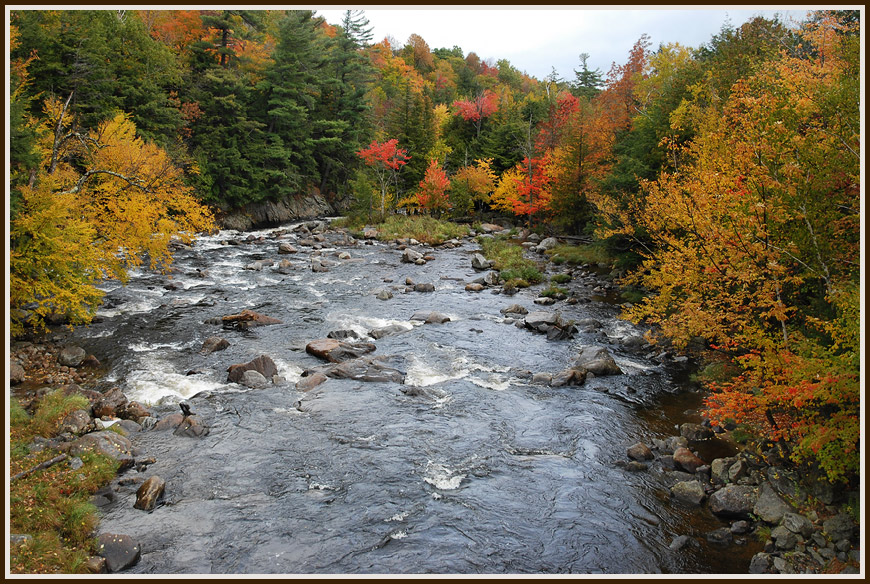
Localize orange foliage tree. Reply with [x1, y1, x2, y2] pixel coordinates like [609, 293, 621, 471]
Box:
[606, 14, 860, 482]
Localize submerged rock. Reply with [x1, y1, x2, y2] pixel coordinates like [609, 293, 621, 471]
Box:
[200, 336, 230, 355]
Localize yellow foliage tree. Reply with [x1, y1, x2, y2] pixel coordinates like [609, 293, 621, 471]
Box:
[10, 100, 214, 335]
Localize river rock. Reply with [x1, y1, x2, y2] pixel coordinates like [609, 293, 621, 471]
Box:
[483, 271, 500, 286]
[823, 513, 855, 542]
[402, 248, 424, 264]
[84, 556, 107, 574]
[749, 552, 772, 574]
[58, 345, 87, 367]
[93, 387, 129, 419]
[278, 242, 298, 254]
[119, 401, 151, 423]
[239, 369, 269, 388]
[327, 329, 360, 340]
[275, 259, 294, 274]
[296, 372, 328, 391]
[369, 324, 410, 339]
[671, 480, 706, 505]
[537, 237, 558, 252]
[711, 457, 738, 483]
[312, 355, 406, 384]
[680, 422, 714, 441]
[501, 304, 529, 316]
[672, 447, 705, 473]
[708, 484, 758, 518]
[728, 459, 749, 482]
[311, 259, 329, 272]
[465, 283, 484, 292]
[572, 346, 622, 376]
[782, 512, 813, 538]
[669, 535, 699, 551]
[706, 527, 733, 545]
[305, 339, 376, 363]
[771, 525, 798, 550]
[627, 442, 654, 461]
[134, 476, 165, 511]
[549, 368, 587, 387]
[200, 336, 230, 355]
[61, 409, 96, 435]
[221, 310, 283, 329]
[471, 253, 493, 270]
[10, 361, 25, 384]
[376, 289, 393, 300]
[414, 283, 435, 292]
[64, 431, 134, 469]
[410, 311, 451, 324]
[534, 297, 556, 306]
[97, 533, 141, 573]
[753, 481, 795, 524]
[226, 354, 279, 383]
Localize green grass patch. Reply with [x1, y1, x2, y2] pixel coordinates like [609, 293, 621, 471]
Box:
[619, 285, 647, 304]
[337, 214, 469, 246]
[546, 243, 615, 266]
[9, 393, 120, 574]
[478, 236, 544, 284]
[550, 273, 571, 284]
[540, 285, 568, 298]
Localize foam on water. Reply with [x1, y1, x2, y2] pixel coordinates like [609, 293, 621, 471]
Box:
[122, 353, 229, 405]
[423, 461, 465, 490]
[128, 341, 190, 353]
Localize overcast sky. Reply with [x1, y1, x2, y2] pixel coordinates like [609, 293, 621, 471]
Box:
[313, 6, 810, 82]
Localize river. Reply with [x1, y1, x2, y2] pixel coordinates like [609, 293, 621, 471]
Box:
[65, 220, 758, 574]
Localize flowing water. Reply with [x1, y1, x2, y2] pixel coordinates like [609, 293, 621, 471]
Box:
[65, 221, 759, 574]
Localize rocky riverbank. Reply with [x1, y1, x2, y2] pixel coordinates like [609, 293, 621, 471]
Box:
[8, 220, 861, 575]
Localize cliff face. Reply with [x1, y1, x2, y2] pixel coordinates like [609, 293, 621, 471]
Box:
[217, 188, 338, 231]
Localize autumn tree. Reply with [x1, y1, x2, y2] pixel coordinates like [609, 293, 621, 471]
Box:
[10, 99, 214, 335]
[449, 158, 496, 217]
[415, 159, 451, 215]
[452, 89, 499, 137]
[608, 13, 860, 483]
[356, 138, 411, 217]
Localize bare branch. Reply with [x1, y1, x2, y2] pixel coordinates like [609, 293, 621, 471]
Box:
[60, 169, 154, 195]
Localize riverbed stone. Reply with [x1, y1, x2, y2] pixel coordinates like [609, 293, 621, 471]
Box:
[671, 480, 706, 505]
[679, 422, 713, 441]
[134, 476, 165, 511]
[753, 481, 795, 524]
[200, 336, 230, 355]
[61, 409, 96, 435]
[414, 282, 435, 292]
[97, 533, 141, 573]
[471, 253, 493, 270]
[376, 289, 393, 300]
[465, 283, 484, 292]
[221, 309, 283, 329]
[296, 372, 328, 391]
[823, 513, 855, 542]
[708, 484, 758, 518]
[749, 552, 772, 574]
[711, 457, 738, 483]
[402, 248, 424, 264]
[771, 525, 798, 550]
[549, 368, 587, 387]
[119, 401, 151, 423]
[501, 304, 528, 316]
[307, 339, 367, 362]
[227, 354, 279, 382]
[673, 447, 705, 473]
[782, 512, 814, 538]
[706, 527, 733, 545]
[669, 535, 699, 551]
[59, 345, 87, 367]
[572, 346, 622, 376]
[92, 387, 129, 419]
[313, 355, 406, 384]
[10, 361, 25, 384]
[278, 242, 298, 254]
[239, 369, 269, 388]
[537, 237, 559, 252]
[369, 324, 410, 339]
[410, 311, 451, 324]
[627, 442, 654, 461]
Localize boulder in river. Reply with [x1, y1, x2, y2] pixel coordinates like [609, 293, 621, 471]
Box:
[227, 354, 279, 383]
[305, 339, 376, 363]
[402, 248, 425, 264]
[221, 310, 283, 330]
[471, 253, 493, 270]
[63, 431, 134, 469]
[200, 336, 230, 355]
[523, 311, 576, 339]
[93, 387, 129, 419]
[414, 283, 435, 293]
[307, 355, 406, 384]
[671, 480, 706, 506]
[296, 372, 328, 391]
[627, 442, 654, 461]
[680, 422, 714, 441]
[753, 481, 795, 524]
[369, 324, 410, 339]
[410, 311, 451, 324]
[572, 346, 622, 376]
[59, 345, 87, 367]
[278, 242, 298, 254]
[239, 369, 269, 389]
[97, 533, 141, 573]
[673, 447, 706, 473]
[134, 476, 165, 511]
